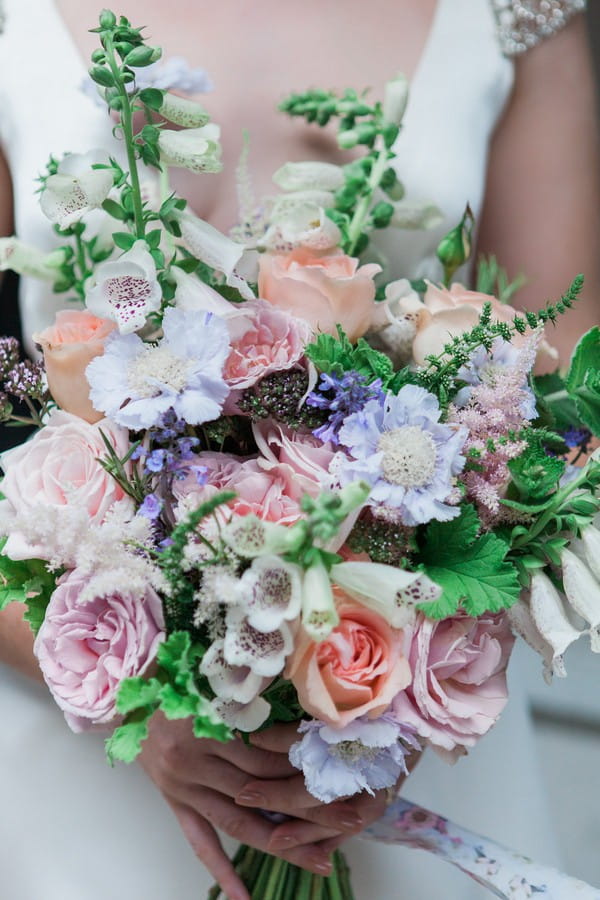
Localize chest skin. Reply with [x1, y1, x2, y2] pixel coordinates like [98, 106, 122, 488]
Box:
[54, 0, 437, 229]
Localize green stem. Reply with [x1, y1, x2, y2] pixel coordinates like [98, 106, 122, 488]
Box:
[346, 138, 389, 256]
[543, 388, 569, 404]
[511, 464, 594, 551]
[158, 164, 176, 257]
[73, 230, 88, 298]
[296, 867, 315, 900]
[104, 35, 145, 239]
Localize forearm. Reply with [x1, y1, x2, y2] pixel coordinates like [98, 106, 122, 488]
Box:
[0, 603, 44, 681]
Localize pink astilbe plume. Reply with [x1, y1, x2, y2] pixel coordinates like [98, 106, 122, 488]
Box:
[448, 332, 541, 527]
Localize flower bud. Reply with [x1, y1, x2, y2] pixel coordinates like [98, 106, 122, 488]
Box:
[125, 45, 162, 68]
[99, 9, 117, 29]
[383, 73, 409, 126]
[301, 560, 339, 641]
[337, 130, 359, 150]
[436, 205, 474, 284]
[371, 201, 395, 229]
[89, 66, 114, 88]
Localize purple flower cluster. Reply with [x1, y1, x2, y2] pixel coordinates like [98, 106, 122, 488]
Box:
[3, 360, 46, 401]
[0, 337, 19, 378]
[307, 371, 384, 444]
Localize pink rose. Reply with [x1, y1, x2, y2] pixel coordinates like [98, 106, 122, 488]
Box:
[33, 309, 116, 423]
[392, 612, 515, 761]
[0, 410, 133, 560]
[253, 422, 335, 498]
[286, 591, 411, 727]
[224, 300, 311, 390]
[34, 569, 165, 731]
[258, 247, 381, 342]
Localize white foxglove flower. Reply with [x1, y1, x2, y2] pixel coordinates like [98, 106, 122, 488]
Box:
[200, 639, 268, 703]
[0, 237, 65, 280]
[224, 606, 293, 677]
[159, 93, 210, 128]
[391, 200, 444, 230]
[270, 190, 335, 217]
[506, 599, 556, 683]
[85, 240, 162, 333]
[178, 211, 254, 300]
[560, 547, 600, 652]
[171, 266, 239, 317]
[301, 559, 339, 642]
[221, 514, 299, 559]
[529, 571, 583, 671]
[580, 525, 600, 583]
[158, 124, 222, 174]
[212, 696, 271, 732]
[261, 202, 340, 252]
[239, 556, 303, 633]
[382, 73, 409, 126]
[40, 151, 114, 229]
[330, 561, 441, 628]
[273, 161, 345, 193]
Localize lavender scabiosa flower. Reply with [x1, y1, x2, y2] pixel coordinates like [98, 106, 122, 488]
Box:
[4, 360, 46, 400]
[289, 715, 420, 803]
[334, 386, 467, 526]
[307, 371, 384, 444]
[86, 308, 231, 430]
[0, 337, 20, 378]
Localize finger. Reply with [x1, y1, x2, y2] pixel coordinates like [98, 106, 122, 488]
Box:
[267, 820, 343, 854]
[212, 736, 298, 779]
[248, 722, 301, 753]
[235, 773, 321, 812]
[194, 787, 334, 876]
[167, 797, 250, 900]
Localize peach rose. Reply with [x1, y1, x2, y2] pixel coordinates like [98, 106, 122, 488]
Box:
[286, 591, 411, 727]
[258, 247, 381, 343]
[34, 309, 116, 423]
[411, 283, 518, 367]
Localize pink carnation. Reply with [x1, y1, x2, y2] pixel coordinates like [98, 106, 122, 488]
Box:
[223, 299, 311, 390]
[392, 612, 514, 761]
[34, 569, 165, 732]
[0, 410, 133, 560]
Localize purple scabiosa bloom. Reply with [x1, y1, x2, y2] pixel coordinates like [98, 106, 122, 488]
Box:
[307, 371, 384, 444]
[289, 715, 420, 803]
[335, 385, 467, 526]
[86, 308, 231, 430]
[455, 338, 537, 420]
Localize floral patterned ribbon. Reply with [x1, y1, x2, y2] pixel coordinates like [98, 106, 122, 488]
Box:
[362, 798, 600, 898]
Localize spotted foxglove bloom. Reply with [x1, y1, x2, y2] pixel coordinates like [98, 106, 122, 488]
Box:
[223, 605, 294, 678]
[85, 241, 162, 333]
[507, 600, 557, 683]
[200, 639, 270, 704]
[289, 716, 420, 803]
[0, 237, 66, 280]
[261, 202, 341, 252]
[86, 307, 231, 430]
[301, 559, 340, 642]
[212, 696, 271, 732]
[221, 514, 300, 559]
[273, 162, 345, 193]
[40, 151, 114, 229]
[560, 547, 600, 652]
[238, 556, 303, 633]
[529, 570, 584, 671]
[335, 386, 467, 526]
[178, 211, 254, 300]
[330, 561, 442, 628]
[159, 93, 210, 128]
[158, 124, 222, 174]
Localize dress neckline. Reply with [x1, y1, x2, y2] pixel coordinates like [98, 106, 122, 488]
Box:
[47, 0, 447, 92]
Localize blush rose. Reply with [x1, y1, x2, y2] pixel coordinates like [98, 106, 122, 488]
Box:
[286, 592, 411, 727]
[258, 247, 381, 343]
[392, 611, 515, 761]
[34, 569, 165, 731]
[33, 309, 116, 423]
[0, 410, 133, 560]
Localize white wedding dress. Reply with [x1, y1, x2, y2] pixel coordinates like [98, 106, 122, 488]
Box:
[0, 1, 583, 897]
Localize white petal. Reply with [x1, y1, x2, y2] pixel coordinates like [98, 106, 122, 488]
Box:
[529, 571, 583, 663]
[507, 600, 557, 683]
[580, 526, 600, 583]
[159, 125, 222, 174]
[200, 639, 267, 703]
[159, 93, 210, 128]
[242, 556, 303, 633]
[221, 515, 296, 558]
[85, 240, 162, 333]
[273, 161, 345, 193]
[212, 696, 271, 732]
[179, 213, 254, 300]
[391, 200, 444, 231]
[171, 267, 238, 316]
[560, 548, 600, 652]
[224, 608, 292, 677]
[331, 561, 440, 628]
[261, 203, 340, 252]
[301, 561, 339, 641]
[40, 170, 113, 228]
[0, 237, 59, 280]
[382, 73, 409, 126]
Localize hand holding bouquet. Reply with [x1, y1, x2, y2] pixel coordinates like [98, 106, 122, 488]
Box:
[1, 9, 600, 899]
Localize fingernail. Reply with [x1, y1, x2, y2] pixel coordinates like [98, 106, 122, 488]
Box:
[236, 791, 265, 806]
[338, 812, 363, 830]
[269, 834, 295, 850]
[312, 858, 332, 875]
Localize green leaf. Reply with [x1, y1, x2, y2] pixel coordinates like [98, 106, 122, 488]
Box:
[158, 682, 198, 719]
[418, 505, 520, 618]
[112, 231, 137, 251]
[0, 546, 57, 632]
[139, 87, 165, 111]
[115, 676, 161, 715]
[507, 435, 565, 501]
[566, 327, 600, 436]
[192, 716, 231, 742]
[305, 326, 394, 385]
[102, 198, 128, 221]
[105, 709, 152, 764]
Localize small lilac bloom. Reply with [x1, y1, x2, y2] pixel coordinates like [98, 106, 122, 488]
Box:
[307, 371, 384, 445]
[562, 426, 592, 450]
[146, 449, 166, 473]
[138, 494, 163, 520]
[289, 715, 420, 804]
[335, 385, 467, 526]
[455, 338, 537, 420]
[86, 307, 231, 430]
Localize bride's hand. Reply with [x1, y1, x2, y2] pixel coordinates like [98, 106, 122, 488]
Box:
[238, 722, 421, 857]
[137, 713, 369, 900]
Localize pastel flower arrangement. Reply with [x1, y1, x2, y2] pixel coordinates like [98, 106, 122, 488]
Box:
[1, 10, 600, 900]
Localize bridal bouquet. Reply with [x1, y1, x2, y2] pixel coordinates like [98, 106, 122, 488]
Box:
[1, 10, 600, 899]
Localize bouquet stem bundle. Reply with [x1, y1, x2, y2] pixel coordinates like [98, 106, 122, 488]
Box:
[208, 847, 354, 900]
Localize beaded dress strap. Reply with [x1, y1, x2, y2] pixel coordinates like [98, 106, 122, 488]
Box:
[492, 0, 586, 56]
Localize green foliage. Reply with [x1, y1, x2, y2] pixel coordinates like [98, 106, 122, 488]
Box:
[476, 254, 526, 304]
[418, 506, 520, 618]
[305, 326, 394, 386]
[0, 541, 57, 635]
[532, 371, 578, 432]
[507, 432, 566, 502]
[107, 631, 232, 765]
[565, 327, 600, 436]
